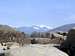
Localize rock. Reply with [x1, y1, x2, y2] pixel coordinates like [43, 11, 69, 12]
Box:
[0, 53, 5, 56]
[0, 48, 6, 56]
[60, 28, 75, 56]
[6, 42, 20, 49]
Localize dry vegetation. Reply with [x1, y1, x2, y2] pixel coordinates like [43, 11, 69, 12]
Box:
[0, 29, 66, 46]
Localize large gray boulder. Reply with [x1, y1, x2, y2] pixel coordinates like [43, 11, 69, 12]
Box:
[60, 28, 75, 56]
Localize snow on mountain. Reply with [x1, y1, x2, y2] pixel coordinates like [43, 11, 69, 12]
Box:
[38, 25, 52, 29]
[33, 27, 40, 30]
[16, 25, 52, 34]
[32, 25, 52, 30]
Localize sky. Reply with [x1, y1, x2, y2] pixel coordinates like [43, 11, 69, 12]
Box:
[0, 0, 75, 28]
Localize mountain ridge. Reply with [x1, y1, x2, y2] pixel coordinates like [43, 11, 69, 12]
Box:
[50, 23, 75, 32]
[16, 25, 52, 34]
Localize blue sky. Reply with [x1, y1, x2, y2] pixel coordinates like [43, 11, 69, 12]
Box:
[0, 0, 75, 28]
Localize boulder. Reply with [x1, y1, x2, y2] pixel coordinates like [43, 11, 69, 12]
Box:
[60, 28, 75, 56]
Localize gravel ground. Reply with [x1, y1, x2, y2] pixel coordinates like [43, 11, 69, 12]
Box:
[6, 44, 68, 56]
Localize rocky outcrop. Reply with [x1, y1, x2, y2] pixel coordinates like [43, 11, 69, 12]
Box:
[0, 30, 26, 45]
[60, 28, 75, 56]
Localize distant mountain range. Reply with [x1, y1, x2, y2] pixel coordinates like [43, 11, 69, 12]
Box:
[50, 23, 75, 32]
[0, 23, 75, 34]
[17, 23, 75, 33]
[17, 25, 52, 34]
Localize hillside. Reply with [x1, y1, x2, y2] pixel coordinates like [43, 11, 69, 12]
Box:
[0, 25, 27, 45]
[50, 23, 75, 32]
[0, 25, 15, 32]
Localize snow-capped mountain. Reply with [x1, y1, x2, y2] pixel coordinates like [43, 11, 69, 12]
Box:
[17, 25, 52, 34]
[32, 25, 52, 30]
